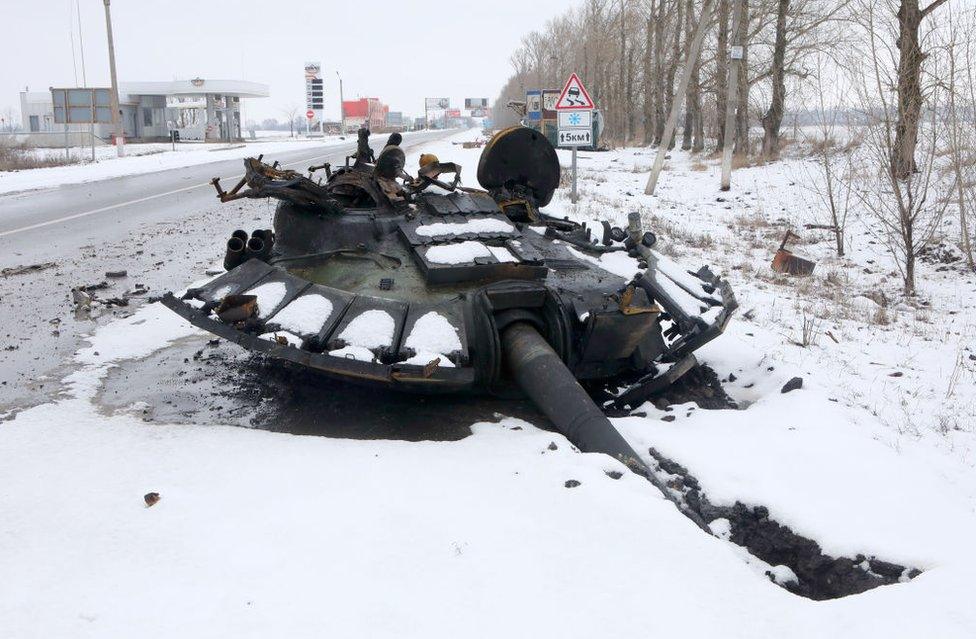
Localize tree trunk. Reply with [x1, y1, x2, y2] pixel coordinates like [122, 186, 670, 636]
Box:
[643, 13, 656, 144]
[689, 0, 705, 152]
[627, 47, 636, 141]
[666, 0, 684, 149]
[715, 0, 730, 151]
[619, 0, 627, 142]
[904, 250, 916, 295]
[760, 0, 788, 158]
[682, 0, 694, 150]
[654, 1, 668, 144]
[733, 0, 749, 155]
[947, 50, 974, 269]
[892, 0, 924, 180]
[692, 90, 704, 151]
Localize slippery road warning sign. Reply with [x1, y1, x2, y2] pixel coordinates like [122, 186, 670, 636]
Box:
[555, 73, 595, 110]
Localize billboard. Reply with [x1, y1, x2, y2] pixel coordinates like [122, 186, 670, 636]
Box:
[51, 88, 112, 124]
[464, 98, 488, 109]
[445, 108, 461, 118]
[305, 61, 324, 120]
[425, 97, 450, 109]
[386, 111, 404, 126]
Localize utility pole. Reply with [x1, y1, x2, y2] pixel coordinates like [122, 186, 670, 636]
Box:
[77, 0, 95, 162]
[336, 70, 344, 134]
[102, 0, 124, 157]
[644, 0, 715, 195]
[720, 0, 744, 191]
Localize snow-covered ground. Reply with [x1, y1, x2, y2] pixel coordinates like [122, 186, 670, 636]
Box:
[0, 131, 425, 196]
[1, 129, 975, 637]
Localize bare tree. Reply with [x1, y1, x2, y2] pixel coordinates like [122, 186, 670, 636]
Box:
[942, 6, 975, 269]
[803, 55, 855, 256]
[851, 0, 953, 295]
[281, 103, 299, 138]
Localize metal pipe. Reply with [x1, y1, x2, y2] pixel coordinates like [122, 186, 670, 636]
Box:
[245, 236, 266, 261]
[224, 237, 246, 271]
[500, 321, 708, 530]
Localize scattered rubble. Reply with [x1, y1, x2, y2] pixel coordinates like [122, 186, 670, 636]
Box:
[781, 377, 803, 393]
[1, 262, 57, 278]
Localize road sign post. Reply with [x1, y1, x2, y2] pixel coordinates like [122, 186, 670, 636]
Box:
[555, 73, 596, 204]
[572, 147, 577, 203]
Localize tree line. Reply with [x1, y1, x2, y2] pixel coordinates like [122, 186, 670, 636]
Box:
[493, 0, 976, 295]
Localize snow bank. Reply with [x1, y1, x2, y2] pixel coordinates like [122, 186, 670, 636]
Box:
[75, 302, 200, 368]
[3, 389, 974, 638]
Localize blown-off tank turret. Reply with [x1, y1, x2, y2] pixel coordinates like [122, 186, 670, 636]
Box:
[162, 127, 736, 522]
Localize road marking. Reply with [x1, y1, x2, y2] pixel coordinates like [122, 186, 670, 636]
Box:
[0, 150, 342, 239]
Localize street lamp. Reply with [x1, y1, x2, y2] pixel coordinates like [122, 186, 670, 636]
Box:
[336, 70, 344, 135]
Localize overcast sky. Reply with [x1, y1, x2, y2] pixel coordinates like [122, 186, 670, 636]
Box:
[1, 0, 572, 124]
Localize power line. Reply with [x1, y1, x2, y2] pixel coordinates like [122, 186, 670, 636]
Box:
[77, 0, 88, 85]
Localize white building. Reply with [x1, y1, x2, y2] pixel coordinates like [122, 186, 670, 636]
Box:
[20, 78, 269, 143]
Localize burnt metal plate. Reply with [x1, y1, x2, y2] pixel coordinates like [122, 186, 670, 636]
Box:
[160, 294, 476, 390]
[413, 243, 548, 286]
[185, 259, 275, 304]
[415, 191, 500, 217]
[239, 269, 313, 323]
[262, 283, 355, 341]
[321, 295, 409, 363]
[398, 213, 519, 247]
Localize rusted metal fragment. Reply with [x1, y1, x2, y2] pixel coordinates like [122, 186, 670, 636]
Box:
[771, 231, 816, 276]
[215, 294, 257, 323]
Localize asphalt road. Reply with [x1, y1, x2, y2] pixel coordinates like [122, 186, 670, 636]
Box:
[0, 130, 455, 414]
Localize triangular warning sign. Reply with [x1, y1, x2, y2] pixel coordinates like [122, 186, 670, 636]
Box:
[555, 73, 595, 110]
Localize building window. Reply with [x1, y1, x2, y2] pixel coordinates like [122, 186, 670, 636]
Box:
[29, 115, 39, 132]
[143, 108, 153, 127]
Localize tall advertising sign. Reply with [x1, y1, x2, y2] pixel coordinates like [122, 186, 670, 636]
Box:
[305, 61, 324, 126]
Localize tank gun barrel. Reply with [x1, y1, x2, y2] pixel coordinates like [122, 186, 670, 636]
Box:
[500, 321, 707, 530]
